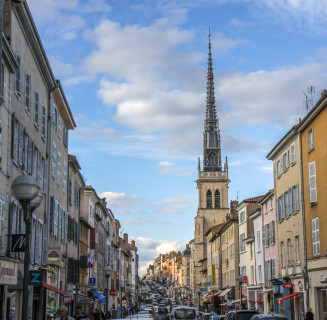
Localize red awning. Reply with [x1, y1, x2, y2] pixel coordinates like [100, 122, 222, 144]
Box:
[43, 283, 72, 302]
[277, 292, 302, 302]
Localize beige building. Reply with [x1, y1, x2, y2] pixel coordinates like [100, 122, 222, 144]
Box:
[267, 125, 305, 320]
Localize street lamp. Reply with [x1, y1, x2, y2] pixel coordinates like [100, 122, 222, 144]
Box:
[197, 290, 201, 311]
[104, 265, 112, 319]
[11, 175, 41, 320]
[211, 286, 215, 313]
[236, 275, 245, 310]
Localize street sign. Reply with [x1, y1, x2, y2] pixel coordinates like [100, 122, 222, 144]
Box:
[28, 271, 43, 285]
[201, 288, 207, 292]
[89, 278, 96, 286]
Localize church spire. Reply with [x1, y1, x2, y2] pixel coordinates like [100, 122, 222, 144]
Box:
[203, 29, 222, 172]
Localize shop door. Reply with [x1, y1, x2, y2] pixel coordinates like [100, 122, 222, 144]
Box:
[319, 288, 327, 320]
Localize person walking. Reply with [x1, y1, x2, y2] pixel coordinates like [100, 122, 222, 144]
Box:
[73, 306, 87, 320]
[55, 306, 75, 320]
[305, 308, 314, 320]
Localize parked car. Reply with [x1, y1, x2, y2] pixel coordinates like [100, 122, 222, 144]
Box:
[202, 313, 214, 320]
[209, 315, 225, 320]
[250, 315, 288, 320]
[159, 305, 169, 314]
[225, 310, 259, 320]
[170, 306, 199, 320]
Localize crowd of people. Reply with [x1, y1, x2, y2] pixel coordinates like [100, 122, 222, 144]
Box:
[53, 306, 111, 320]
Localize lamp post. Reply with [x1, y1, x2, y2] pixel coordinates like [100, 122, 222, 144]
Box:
[211, 286, 215, 313]
[11, 175, 41, 320]
[236, 275, 245, 310]
[197, 290, 201, 311]
[104, 265, 112, 319]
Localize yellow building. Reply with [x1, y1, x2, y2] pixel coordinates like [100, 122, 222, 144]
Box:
[298, 90, 327, 318]
[267, 124, 306, 320]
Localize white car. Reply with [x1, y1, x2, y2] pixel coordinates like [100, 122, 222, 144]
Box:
[170, 306, 199, 320]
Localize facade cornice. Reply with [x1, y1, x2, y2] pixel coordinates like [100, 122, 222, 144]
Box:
[13, 2, 56, 90]
[2, 34, 18, 72]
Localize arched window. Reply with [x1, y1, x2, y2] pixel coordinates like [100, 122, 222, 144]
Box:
[215, 190, 221, 208]
[207, 190, 212, 208]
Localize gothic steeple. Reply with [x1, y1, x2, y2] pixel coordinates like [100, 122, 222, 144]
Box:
[203, 30, 222, 171]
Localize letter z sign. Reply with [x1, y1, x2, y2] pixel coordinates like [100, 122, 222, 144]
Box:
[29, 271, 43, 285]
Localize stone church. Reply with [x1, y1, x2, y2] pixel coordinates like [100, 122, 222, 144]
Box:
[193, 34, 230, 294]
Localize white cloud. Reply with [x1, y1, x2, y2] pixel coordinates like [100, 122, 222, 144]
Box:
[156, 161, 193, 176]
[132, 237, 186, 275]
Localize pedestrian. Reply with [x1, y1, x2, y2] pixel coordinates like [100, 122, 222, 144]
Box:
[305, 308, 314, 320]
[54, 308, 61, 319]
[55, 306, 75, 320]
[106, 310, 111, 320]
[93, 309, 101, 320]
[73, 306, 87, 320]
[89, 308, 95, 320]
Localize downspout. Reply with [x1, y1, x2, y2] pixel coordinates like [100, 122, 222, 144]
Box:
[299, 134, 309, 309]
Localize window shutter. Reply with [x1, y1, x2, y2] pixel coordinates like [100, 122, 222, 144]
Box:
[271, 221, 275, 244]
[271, 259, 275, 280]
[295, 184, 299, 211]
[54, 200, 58, 237]
[18, 123, 24, 166]
[262, 225, 266, 247]
[65, 211, 68, 243]
[312, 219, 316, 255]
[289, 188, 293, 215]
[276, 199, 279, 222]
[286, 150, 289, 168]
[281, 194, 285, 219]
[308, 162, 317, 203]
[90, 228, 96, 249]
[291, 144, 296, 163]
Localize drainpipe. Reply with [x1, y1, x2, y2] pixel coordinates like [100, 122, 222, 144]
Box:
[299, 134, 309, 310]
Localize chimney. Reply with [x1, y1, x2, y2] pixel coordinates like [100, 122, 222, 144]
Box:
[131, 240, 135, 247]
[322, 89, 327, 97]
[230, 200, 239, 218]
[123, 233, 128, 244]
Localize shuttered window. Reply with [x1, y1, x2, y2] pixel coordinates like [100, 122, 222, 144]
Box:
[295, 184, 300, 211]
[42, 105, 46, 138]
[52, 142, 56, 177]
[280, 194, 285, 219]
[63, 161, 66, 192]
[288, 188, 292, 215]
[15, 54, 21, 96]
[290, 143, 295, 164]
[295, 236, 300, 263]
[57, 151, 61, 185]
[276, 199, 279, 222]
[90, 228, 96, 249]
[312, 217, 320, 256]
[308, 162, 317, 203]
[54, 199, 58, 237]
[307, 128, 314, 150]
[65, 211, 68, 243]
[58, 116, 62, 139]
[34, 91, 39, 125]
[25, 73, 31, 112]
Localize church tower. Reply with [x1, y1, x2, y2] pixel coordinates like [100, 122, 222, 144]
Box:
[193, 32, 230, 294]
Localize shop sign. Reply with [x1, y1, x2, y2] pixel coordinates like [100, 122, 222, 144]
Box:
[9, 234, 26, 252]
[110, 290, 118, 296]
[201, 288, 207, 292]
[28, 271, 43, 285]
[63, 295, 72, 303]
[298, 281, 303, 291]
[277, 299, 283, 305]
[47, 247, 61, 264]
[0, 260, 18, 285]
[243, 276, 248, 284]
[226, 300, 232, 307]
[320, 275, 327, 283]
[282, 283, 293, 289]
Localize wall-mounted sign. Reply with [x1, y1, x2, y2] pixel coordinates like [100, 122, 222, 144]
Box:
[243, 276, 248, 284]
[29, 271, 43, 286]
[0, 260, 18, 285]
[47, 247, 61, 264]
[282, 283, 293, 289]
[89, 278, 96, 286]
[9, 234, 26, 252]
[298, 281, 303, 291]
[201, 288, 207, 292]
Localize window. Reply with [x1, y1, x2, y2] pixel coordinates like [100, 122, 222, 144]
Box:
[25, 73, 31, 112]
[0, 115, 2, 164]
[57, 151, 61, 185]
[257, 230, 261, 251]
[240, 233, 245, 252]
[63, 127, 68, 147]
[258, 265, 262, 284]
[240, 211, 245, 223]
[206, 190, 212, 208]
[276, 160, 280, 177]
[58, 116, 62, 139]
[15, 54, 21, 96]
[52, 103, 58, 127]
[312, 217, 320, 256]
[63, 161, 66, 192]
[307, 128, 314, 150]
[214, 190, 220, 208]
[309, 162, 317, 203]
[34, 91, 39, 125]
[295, 236, 300, 264]
[68, 180, 72, 205]
[241, 266, 246, 276]
[287, 239, 292, 264]
[290, 143, 295, 163]
[42, 105, 46, 138]
[52, 142, 56, 177]
[281, 242, 285, 267]
[0, 199, 4, 247]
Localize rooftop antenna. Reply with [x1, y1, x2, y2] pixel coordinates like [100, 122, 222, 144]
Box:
[302, 86, 315, 114]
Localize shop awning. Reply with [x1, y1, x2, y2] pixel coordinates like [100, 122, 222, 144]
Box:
[91, 290, 106, 303]
[43, 283, 72, 302]
[277, 292, 302, 303]
[218, 288, 231, 297]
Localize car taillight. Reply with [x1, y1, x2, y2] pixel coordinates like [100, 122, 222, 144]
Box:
[196, 315, 199, 320]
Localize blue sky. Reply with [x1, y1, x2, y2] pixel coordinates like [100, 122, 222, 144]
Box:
[28, 0, 327, 274]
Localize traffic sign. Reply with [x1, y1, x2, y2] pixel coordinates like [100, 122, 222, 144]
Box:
[89, 278, 96, 286]
[29, 271, 43, 285]
[201, 288, 207, 292]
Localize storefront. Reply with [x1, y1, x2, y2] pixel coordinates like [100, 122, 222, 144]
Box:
[1, 260, 19, 320]
[247, 286, 264, 313]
